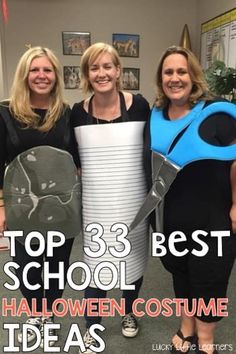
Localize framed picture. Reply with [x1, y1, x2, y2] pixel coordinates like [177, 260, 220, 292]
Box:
[112, 33, 139, 57]
[63, 66, 80, 89]
[62, 31, 90, 55]
[122, 68, 140, 90]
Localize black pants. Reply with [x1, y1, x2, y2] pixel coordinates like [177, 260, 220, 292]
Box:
[160, 229, 236, 322]
[13, 238, 74, 312]
[84, 276, 143, 328]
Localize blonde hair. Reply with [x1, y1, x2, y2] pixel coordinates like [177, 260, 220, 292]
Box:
[9, 46, 67, 132]
[80, 42, 123, 94]
[154, 45, 212, 108]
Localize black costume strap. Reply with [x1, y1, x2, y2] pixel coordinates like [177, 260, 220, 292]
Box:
[61, 106, 71, 149]
[87, 91, 129, 124]
[0, 106, 21, 150]
[119, 91, 129, 122]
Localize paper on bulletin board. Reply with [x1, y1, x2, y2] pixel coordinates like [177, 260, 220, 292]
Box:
[200, 7, 236, 69]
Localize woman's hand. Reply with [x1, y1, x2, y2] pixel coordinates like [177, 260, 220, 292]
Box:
[230, 203, 236, 233]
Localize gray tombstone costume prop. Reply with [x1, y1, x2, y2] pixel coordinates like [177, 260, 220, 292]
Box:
[1, 107, 82, 243]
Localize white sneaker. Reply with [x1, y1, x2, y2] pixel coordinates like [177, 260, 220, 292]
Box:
[40, 316, 57, 348]
[17, 317, 42, 343]
[79, 329, 100, 354]
[121, 313, 139, 337]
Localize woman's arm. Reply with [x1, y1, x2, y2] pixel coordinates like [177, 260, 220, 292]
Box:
[0, 111, 7, 235]
[230, 161, 236, 232]
[0, 189, 6, 236]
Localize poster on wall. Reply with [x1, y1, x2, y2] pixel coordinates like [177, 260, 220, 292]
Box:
[63, 66, 80, 89]
[200, 7, 236, 69]
[62, 31, 91, 55]
[112, 33, 139, 57]
[122, 68, 140, 90]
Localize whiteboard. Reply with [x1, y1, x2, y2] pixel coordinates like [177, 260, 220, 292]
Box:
[200, 8, 236, 70]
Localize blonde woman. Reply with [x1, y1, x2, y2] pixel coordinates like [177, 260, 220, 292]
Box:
[0, 47, 80, 348]
[72, 42, 150, 353]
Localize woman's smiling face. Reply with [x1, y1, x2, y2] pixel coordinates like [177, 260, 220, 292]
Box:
[161, 53, 193, 106]
[88, 52, 120, 94]
[28, 55, 56, 100]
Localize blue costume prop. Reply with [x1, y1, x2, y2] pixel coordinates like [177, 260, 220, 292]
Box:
[129, 101, 236, 231]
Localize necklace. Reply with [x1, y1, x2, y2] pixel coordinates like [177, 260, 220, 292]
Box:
[93, 94, 120, 124]
[96, 117, 113, 124]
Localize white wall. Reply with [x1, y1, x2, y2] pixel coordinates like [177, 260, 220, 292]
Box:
[0, 0, 198, 105]
[197, 0, 235, 24]
[0, 13, 7, 99]
[0, 0, 234, 106]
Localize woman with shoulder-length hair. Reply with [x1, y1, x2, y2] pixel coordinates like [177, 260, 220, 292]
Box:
[72, 42, 150, 354]
[144, 45, 236, 354]
[0, 46, 81, 349]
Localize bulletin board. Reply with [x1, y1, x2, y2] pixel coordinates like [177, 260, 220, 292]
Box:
[200, 8, 236, 70]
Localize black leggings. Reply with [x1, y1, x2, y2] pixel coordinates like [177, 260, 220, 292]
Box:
[161, 229, 236, 322]
[84, 277, 143, 328]
[13, 238, 74, 312]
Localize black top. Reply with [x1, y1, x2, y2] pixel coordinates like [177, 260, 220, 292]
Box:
[71, 93, 150, 127]
[0, 104, 79, 188]
[144, 100, 236, 233]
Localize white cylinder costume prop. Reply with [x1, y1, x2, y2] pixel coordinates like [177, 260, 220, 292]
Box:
[74, 121, 149, 287]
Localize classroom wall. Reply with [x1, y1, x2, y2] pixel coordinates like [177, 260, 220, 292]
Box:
[0, 0, 198, 105]
[0, 11, 7, 100]
[0, 0, 235, 105]
[197, 0, 235, 24]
